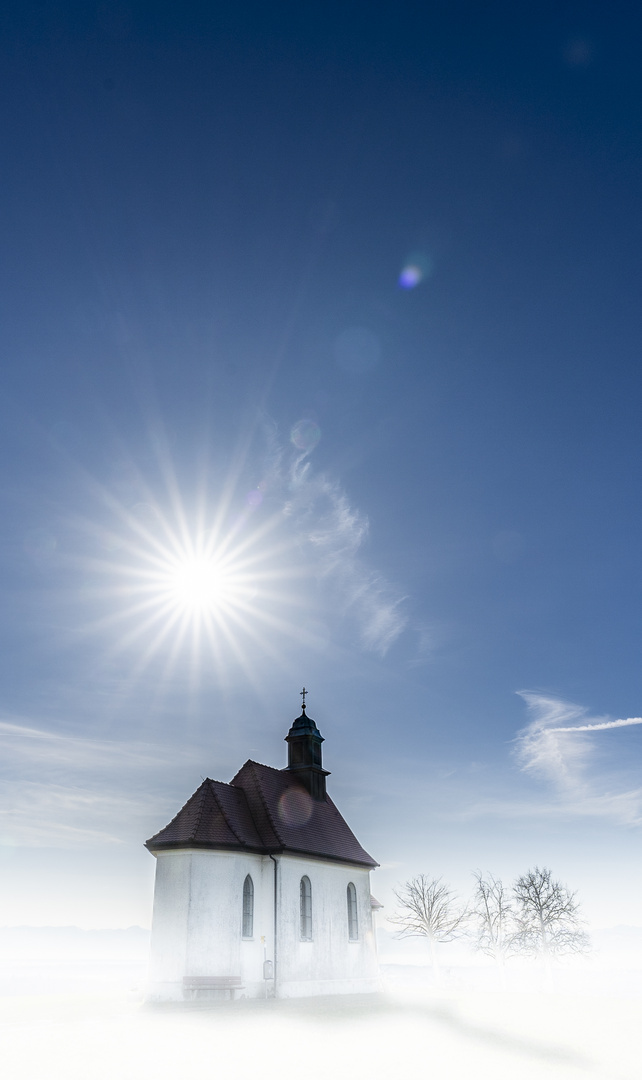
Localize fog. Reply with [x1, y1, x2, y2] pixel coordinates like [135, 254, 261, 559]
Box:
[2, 927, 641, 1080]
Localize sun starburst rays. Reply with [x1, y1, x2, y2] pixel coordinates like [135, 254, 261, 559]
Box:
[75, 481, 315, 702]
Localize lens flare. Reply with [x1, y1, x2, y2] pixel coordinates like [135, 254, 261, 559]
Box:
[399, 265, 422, 288]
[398, 252, 433, 289]
[278, 786, 313, 826]
[291, 419, 321, 452]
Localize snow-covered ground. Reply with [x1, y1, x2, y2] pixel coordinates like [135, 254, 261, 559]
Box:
[1, 981, 642, 1080]
[1, 927, 641, 1079]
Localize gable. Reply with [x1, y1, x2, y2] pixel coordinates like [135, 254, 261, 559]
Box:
[146, 760, 377, 868]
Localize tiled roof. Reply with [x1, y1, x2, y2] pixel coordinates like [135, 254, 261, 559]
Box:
[146, 760, 377, 868]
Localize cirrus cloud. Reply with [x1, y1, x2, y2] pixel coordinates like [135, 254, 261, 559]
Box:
[513, 692, 642, 825]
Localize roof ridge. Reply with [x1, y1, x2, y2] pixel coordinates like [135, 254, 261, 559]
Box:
[242, 759, 282, 773]
[246, 760, 284, 847]
[191, 780, 210, 838]
[208, 780, 247, 846]
[146, 765, 378, 867]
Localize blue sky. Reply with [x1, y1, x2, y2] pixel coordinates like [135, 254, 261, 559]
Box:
[1, 1, 642, 929]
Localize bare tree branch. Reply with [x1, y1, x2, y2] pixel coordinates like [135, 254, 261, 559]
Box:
[389, 875, 467, 943]
[471, 870, 519, 967]
[388, 874, 467, 981]
[513, 866, 590, 966]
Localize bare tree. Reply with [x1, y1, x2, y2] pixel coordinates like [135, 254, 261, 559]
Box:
[471, 871, 518, 984]
[389, 875, 467, 981]
[513, 866, 590, 981]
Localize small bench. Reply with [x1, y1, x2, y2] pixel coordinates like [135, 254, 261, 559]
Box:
[182, 975, 245, 1001]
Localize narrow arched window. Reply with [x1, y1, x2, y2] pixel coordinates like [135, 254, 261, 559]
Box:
[300, 876, 312, 940]
[242, 874, 254, 938]
[347, 882, 358, 940]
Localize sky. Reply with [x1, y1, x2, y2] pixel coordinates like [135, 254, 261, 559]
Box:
[1, 1, 642, 931]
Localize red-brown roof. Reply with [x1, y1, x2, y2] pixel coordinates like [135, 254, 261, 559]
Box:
[146, 760, 378, 868]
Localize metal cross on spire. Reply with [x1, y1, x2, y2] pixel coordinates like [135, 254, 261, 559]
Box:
[300, 686, 308, 712]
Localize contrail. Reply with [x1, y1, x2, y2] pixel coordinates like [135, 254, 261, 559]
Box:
[550, 717, 642, 733]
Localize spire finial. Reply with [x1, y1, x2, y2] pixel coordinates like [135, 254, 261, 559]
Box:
[300, 686, 308, 712]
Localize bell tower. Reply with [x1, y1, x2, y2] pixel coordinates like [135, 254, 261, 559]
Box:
[284, 688, 330, 800]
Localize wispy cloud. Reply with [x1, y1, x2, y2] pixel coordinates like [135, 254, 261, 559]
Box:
[0, 716, 200, 847]
[550, 717, 642, 733]
[513, 692, 642, 825]
[0, 717, 191, 771]
[0, 779, 136, 846]
[406, 621, 448, 667]
[280, 448, 407, 655]
[456, 790, 642, 825]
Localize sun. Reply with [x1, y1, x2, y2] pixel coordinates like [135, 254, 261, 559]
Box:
[165, 555, 236, 614]
[71, 425, 321, 700]
[79, 479, 309, 699]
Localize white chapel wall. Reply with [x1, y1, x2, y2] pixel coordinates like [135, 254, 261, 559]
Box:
[275, 854, 380, 998]
[147, 849, 275, 1001]
[147, 851, 191, 1000]
[147, 849, 380, 1001]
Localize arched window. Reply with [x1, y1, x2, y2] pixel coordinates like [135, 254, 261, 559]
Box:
[300, 876, 312, 940]
[347, 882, 358, 940]
[242, 874, 254, 938]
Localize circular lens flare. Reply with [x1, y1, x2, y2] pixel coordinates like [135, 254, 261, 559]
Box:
[291, 419, 321, 452]
[278, 787, 313, 826]
[398, 251, 433, 289]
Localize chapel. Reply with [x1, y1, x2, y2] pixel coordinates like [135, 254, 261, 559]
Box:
[145, 692, 381, 1000]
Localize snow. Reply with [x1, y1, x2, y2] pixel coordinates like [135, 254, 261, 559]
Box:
[1, 960, 641, 1080]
